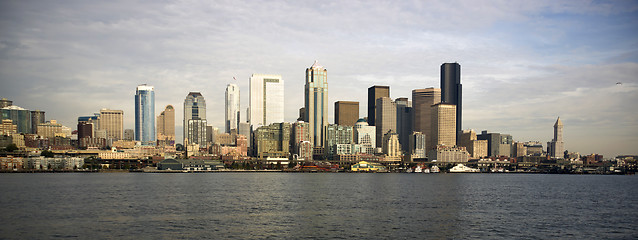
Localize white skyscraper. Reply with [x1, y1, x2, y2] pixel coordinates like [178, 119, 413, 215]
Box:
[225, 83, 240, 133]
[249, 74, 284, 127]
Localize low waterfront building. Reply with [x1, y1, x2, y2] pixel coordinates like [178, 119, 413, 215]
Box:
[351, 161, 386, 172]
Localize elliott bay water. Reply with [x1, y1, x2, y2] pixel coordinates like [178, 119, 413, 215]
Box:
[0, 173, 636, 239]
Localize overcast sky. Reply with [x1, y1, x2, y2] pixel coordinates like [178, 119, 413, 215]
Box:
[1, 0, 637, 157]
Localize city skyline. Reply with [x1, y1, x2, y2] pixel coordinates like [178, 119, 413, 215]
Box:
[0, 1, 636, 157]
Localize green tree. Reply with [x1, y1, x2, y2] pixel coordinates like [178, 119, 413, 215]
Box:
[41, 150, 54, 158]
[5, 144, 18, 152]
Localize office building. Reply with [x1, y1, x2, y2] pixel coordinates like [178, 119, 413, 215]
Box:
[367, 85, 389, 126]
[1, 105, 31, 134]
[30, 110, 45, 134]
[305, 61, 329, 147]
[440, 63, 462, 142]
[382, 131, 402, 161]
[335, 101, 359, 127]
[477, 131, 513, 157]
[409, 132, 427, 160]
[37, 120, 63, 139]
[412, 88, 441, 151]
[0, 98, 12, 108]
[323, 124, 353, 157]
[292, 121, 310, 153]
[253, 122, 291, 158]
[431, 103, 456, 147]
[123, 129, 134, 141]
[375, 97, 396, 148]
[395, 97, 413, 154]
[428, 145, 469, 163]
[135, 84, 155, 144]
[157, 105, 175, 146]
[548, 117, 564, 158]
[0, 119, 17, 135]
[184, 92, 207, 146]
[225, 83, 240, 133]
[100, 109, 123, 141]
[459, 129, 488, 159]
[249, 74, 284, 127]
[354, 118, 376, 148]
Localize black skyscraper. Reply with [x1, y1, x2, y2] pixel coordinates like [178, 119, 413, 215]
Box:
[441, 63, 462, 144]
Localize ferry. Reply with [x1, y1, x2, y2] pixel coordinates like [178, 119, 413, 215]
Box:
[449, 164, 480, 173]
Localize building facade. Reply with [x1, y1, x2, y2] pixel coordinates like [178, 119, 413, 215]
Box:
[30, 110, 45, 134]
[253, 122, 291, 158]
[100, 109, 124, 141]
[323, 124, 353, 157]
[548, 117, 564, 158]
[157, 105, 175, 146]
[431, 103, 456, 147]
[135, 84, 155, 144]
[225, 83, 240, 133]
[375, 97, 396, 148]
[249, 74, 284, 128]
[412, 88, 441, 151]
[1, 105, 31, 134]
[184, 92, 207, 146]
[395, 97, 413, 155]
[334, 101, 358, 127]
[440, 63, 462, 143]
[367, 85, 389, 126]
[305, 61, 329, 147]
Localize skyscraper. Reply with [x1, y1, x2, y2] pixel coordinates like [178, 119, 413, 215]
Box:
[395, 97, 413, 154]
[305, 61, 329, 147]
[225, 83, 240, 133]
[334, 101, 358, 127]
[100, 109, 123, 140]
[30, 110, 45, 134]
[548, 117, 564, 158]
[441, 63, 462, 143]
[135, 84, 155, 144]
[157, 105, 175, 146]
[375, 97, 396, 148]
[367, 85, 389, 126]
[1, 105, 31, 134]
[412, 88, 441, 151]
[431, 103, 456, 147]
[184, 92, 207, 146]
[249, 74, 284, 127]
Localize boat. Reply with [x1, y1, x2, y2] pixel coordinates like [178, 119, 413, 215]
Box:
[430, 165, 440, 173]
[423, 168, 430, 173]
[414, 166, 423, 173]
[449, 164, 480, 173]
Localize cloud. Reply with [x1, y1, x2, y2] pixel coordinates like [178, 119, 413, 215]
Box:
[0, 0, 636, 156]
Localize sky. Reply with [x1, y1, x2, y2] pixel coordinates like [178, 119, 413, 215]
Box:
[0, 0, 637, 157]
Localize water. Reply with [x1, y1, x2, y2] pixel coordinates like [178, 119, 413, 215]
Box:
[0, 173, 636, 239]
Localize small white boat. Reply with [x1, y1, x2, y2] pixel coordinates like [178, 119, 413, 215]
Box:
[414, 166, 423, 173]
[423, 168, 430, 173]
[430, 165, 440, 173]
[449, 164, 480, 173]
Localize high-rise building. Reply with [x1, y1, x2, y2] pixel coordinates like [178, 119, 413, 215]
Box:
[100, 109, 123, 141]
[354, 118, 376, 147]
[292, 121, 310, 152]
[184, 92, 207, 146]
[375, 97, 396, 148]
[395, 97, 413, 155]
[0, 98, 12, 108]
[157, 105, 175, 146]
[367, 85, 389, 126]
[249, 74, 284, 128]
[548, 117, 564, 158]
[135, 84, 155, 144]
[225, 83, 240, 133]
[334, 101, 359, 127]
[477, 131, 512, 157]
[304, 61, 329, 147]
[30, 110, 45, 134]
[323, 124, 353, 157]
[253, 122, 291, 158]
[382, 131, 402, 160]
[37, 120, 63, 139]
[459, 129, 488, 159]
[431, 103, 456, 147]
[1, 105, 31, 134]
[408, 132, 427, 160]
[441, 63, 462, 143]
[412, 88, 441, 151]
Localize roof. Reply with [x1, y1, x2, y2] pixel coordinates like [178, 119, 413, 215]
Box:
[1, 105, 26, 110]
[555, 117, 563, 126]
[310, 60, 322, 68]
